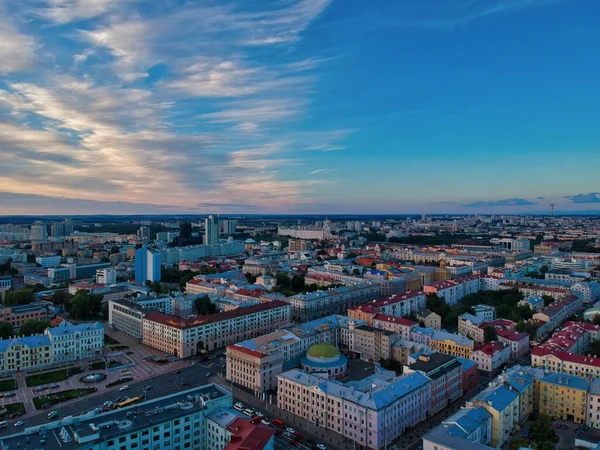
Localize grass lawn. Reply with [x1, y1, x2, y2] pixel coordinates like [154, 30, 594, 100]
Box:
[104, 334, 120, 345]
[0, 403, 26, 419]
[33, 388, 96, 409]
[105, 377, 133, 388]
[0, 379, 17, 392]
[89, 361, 106, 370]
[26, 367, 84, 387]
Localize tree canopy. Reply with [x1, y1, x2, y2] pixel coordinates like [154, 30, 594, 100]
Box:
[483, 326, 498, 342]
[20, 319, 51, 336]
[66, 289, 103, 320]
[194, 295, 217, 316]
[0, 322, 14, 339]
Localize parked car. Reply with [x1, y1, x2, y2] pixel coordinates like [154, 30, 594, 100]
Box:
[317, 445, 327, 450]
[286, 428, 296, 434]
[145, 385, 152, 391]
[49, 384, 59, 389]
[255, 411, 264, 417]
[261, 419, 270, 426]
[119, 385, 129, 391]
[47, 411, 59, 420]
[3, 392, 15, 398]
[14, 421, 24, 427]
[243, 408, 254, 416]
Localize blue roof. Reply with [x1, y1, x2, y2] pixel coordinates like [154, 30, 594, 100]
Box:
[446, 406, 492, 437]
[0, 335, 51, 352]
[414, 326, 435, 336]
[540, 373, 590, 391]
[46, 321, 103, 337]
[457, 357, 478, 371]
[477, 385, 518, 412]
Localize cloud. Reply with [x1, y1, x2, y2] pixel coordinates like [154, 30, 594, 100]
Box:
[309, 168, 337, 175]
[36, 0, 140, 24]
[536, 196, 546, 200]
[464, 198, 536, 207]
[0, 15, 36, 75]
[565, 193, 600, 204]
[305, 143, 348, 152]
[196, 202, 261, 209]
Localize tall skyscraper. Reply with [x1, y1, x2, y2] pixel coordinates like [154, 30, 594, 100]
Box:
[137, 226, 151, 242]
[221, 219, 237, 235]
[31, 221, 48, 244]
[135, 247, 161, 285]
[204, 215, 219, 245]
[63, 218, 74, 236]
[50, 222, 65, 237]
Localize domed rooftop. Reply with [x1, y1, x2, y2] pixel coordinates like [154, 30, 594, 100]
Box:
[307, 343, 340, 359]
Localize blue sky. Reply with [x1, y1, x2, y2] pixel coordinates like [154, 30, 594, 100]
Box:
[0, 0, 599, 215]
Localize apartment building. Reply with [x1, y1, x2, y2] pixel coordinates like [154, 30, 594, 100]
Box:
[418, 310, 442, 330]
[405, 353, 463, 414]
[467, 384, 520, 447]
[277, 369, 431, 449]
[0, 385, 232, 450]
[45, 320, 104, 363]
[423, 406, 494, 450]
[518, 295, 545, 312]
[371, 314, 418, 340]
[423, 280, 463, 306]
[532, 295, 584, 339]
[458, 313, 486, 342]
[470, 342, 510, 375]
[347, 291, 427, 325]
[206, 408, 275, 450]
[496, 329, 529, 359]
[143, 301, 290, 358]
[226, 315, 363, 394]
[587, 379, 600, 429]
[288, 282, 380, 322]
[535, 373, 589, 423]
[347, 322, 398, 362]
[0, 302, 51, 329]
[430, 331, 475, 359]
[0, 335, 52, 372]
[472, 304, 496, 322]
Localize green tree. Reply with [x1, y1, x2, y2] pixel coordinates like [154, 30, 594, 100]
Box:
[179, 222, 193, 239]
[53, 289, 69, 308]
[516, 305, 533, 320]
[4, 288, 35, 306]
[593, 314, 600, 326]
[68, 291, 90, 320]
[542, 295, 554, 306]
[245, 273, 257, 283]
[0, 322, 14, 339]
[110, 246, 121, 254]
[510, 438, 529, 450]
[516, 321, 539, 340]
[483, 326, 498, 342]
[586, 340, 600, 356]
[19, 319, 51, 336]
[194, 295, 216, 316]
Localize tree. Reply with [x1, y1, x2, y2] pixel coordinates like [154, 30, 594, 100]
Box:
[542, 295, 554, 306]
[593, 314, 600, 326]
[194, 295, 216, 316]
[0, 322, 14, 339]
[510, 438, 529, 450]
[68, 291, 90, 320]
[245, 273, 257, 283]
[516, 305, 533, 320]
[53, 289, 69, 308]
[516, 321, 539, 340]
[4, 288, 35, 306]
[483, 326, 498, 342]
[110, 246, 120, 254]
[20, 319, 51, 336]
[179, 222, 193, 239]
[586, 340, 600, 356]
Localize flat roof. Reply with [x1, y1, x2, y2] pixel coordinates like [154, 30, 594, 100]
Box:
[0, 384, 230, 450]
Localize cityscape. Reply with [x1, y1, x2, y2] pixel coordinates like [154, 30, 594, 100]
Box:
[2, 0, 600, 450]
[0, 214, 598, 450]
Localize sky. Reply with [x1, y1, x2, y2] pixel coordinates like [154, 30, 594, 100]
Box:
[1, 0, 599, 216]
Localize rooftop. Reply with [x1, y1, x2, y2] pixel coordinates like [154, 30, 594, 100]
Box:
[0, 385, 229, 450]
[307, 343, 340, 359]
[225, 417, 275, 450]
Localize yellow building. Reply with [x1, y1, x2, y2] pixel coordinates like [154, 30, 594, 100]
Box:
[430, 331, 474, 359]
[535, 373, 589, 423]
[0, 335, 52, 372]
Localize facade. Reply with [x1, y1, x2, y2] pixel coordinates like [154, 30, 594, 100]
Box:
[108, 298, 150, 340]
[469, 342, 510, 375]
[45, 320, 104, 363]
[467, 384, 520, 447]
[348, 322, 398, 363]
[278, 369, 431, 450]
[0, 335, 52, 373]
[96, 268, 117, 285]
[0, 385, 232, 450]
[496, 329, 529, 359]
[418, 310, 442, 330]
[405, 353, 463, 414]
[142, 301, 290, 358]
[0, 302, 50, 329]
[423, 280, 463, 306]
[535, 373, 589, 423]
[430, 331, 474, 359]
[134, 247, 161, 285]
[288, 282, 379, 322]
[288, 239, 311, 252]
[423, 406, 494, 450]
[30, 221, 47, 244]
[35, 255, 62, 268]
[472, 304, 496, 322]
[458, 313, 486, 342]
[587, 379, 600, 429]
[206, 408, 274, 450]
[518, 295, 545, 312]
[348, 291, 427, 325]
[371, 314, 418, 340]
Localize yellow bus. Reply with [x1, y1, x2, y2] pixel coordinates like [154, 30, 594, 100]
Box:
[117, 397, 142, 409]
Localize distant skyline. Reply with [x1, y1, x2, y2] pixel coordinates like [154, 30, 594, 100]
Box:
[1, 0, 599, 215]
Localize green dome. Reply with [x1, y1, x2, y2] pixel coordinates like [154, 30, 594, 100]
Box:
[307, 344, 340, 359]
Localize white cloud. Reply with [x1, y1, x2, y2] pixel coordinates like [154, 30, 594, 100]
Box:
[309, 168, 337, 175]
[0, 16, 36, 75]
[37, 0, 139, 24]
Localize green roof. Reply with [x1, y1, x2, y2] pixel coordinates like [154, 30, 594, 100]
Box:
[307, 343, 340, 359]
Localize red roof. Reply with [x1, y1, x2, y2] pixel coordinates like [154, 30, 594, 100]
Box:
[227, 344, 268, 359]
[349, 291, 426, 314]
[144, 301, 289, 329]
[235, 289, 264, 298]
[474, 341, 507, 356]
[225, 417, 275, 450]
[372, 314, 418, 327]
[545, 351, 600, 368]
[496, 329, 529, 342]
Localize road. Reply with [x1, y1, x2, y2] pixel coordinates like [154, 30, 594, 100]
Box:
[0, 360, 222, 435]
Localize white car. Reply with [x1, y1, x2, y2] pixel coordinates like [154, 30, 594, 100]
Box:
[255, 411, 264, 417]
[286, 428, 295, 434]
[119, 385, 129, 391]
[317, 445, 327, 450]
[14, 421, 24, 427]
[261, 419, 270, 426]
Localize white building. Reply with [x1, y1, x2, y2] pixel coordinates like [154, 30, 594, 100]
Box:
[45, 320, 104, 363]
[205, 215, 219, 245]
[30, 222, 47, 244]
[35, 255, 62, 268]
[96, 268, 117, 285]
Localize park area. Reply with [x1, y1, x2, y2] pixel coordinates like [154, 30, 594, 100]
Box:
[26, 367, 83, 387]
[0, 379, 17, 393]
[33, 388, 97, 409]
